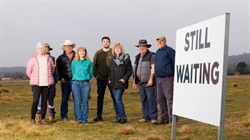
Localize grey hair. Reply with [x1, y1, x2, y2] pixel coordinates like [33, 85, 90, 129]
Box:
[36, 42, 45, 49]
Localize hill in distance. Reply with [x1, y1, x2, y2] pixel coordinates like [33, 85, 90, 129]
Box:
[0, 53, 249, 77]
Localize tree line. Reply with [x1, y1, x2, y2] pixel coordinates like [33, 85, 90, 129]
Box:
[0, 72, 28, 80]
[0, 62, 249, 80]
[227, 62, 250, 75]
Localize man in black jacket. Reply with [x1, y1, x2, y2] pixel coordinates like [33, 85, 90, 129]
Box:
[56, 40, 75, 121]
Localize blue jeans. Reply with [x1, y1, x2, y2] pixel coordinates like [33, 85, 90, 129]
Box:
[112, 89, 126, 118]
[60, 80, 73, 119]
[72, 81, 90, 123]
[37, 85, 56, 115]
[138, 83, 158, 120]
[96, 79, 117, 117]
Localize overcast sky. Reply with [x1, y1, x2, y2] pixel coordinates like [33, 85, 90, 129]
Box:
[0, 0, 249, 67]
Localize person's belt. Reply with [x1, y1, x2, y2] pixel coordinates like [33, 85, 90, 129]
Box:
[73, 80, 89, 83]
[157, 76, 168, 79]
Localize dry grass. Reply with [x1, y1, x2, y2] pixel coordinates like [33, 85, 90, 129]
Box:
[118, 126, 135, 135]
[0, 119, 56, 138]
[0, 85, 10, 93]
[178, 125, 192, 134]
[146, 135, 163, 140]
[0, 76, 249, 139]
[128, 138, 143, 140]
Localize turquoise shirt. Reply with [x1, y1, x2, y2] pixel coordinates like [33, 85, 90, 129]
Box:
[71, 59, 93, 80]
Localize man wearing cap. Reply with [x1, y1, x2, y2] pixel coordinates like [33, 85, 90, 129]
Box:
[132, 39, 158, 124]
[155, 35, 176, 124]
[56, 40, 76, 121]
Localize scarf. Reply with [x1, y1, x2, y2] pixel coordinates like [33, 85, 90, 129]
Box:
[113, 53, 130, 66]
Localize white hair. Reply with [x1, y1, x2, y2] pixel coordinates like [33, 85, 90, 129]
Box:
[36, 42, 45, 49]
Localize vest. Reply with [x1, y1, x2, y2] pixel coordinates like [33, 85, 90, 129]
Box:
[134, 51, 154, 84]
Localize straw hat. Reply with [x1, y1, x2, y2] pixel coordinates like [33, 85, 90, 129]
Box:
[61, 40, 76, 50]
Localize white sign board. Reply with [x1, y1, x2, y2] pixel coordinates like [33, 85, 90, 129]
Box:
[173, 14, 229, 126]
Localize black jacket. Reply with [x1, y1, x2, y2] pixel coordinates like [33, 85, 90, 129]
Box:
[56, 51, 75, 80]
[108, 53, 133, 89]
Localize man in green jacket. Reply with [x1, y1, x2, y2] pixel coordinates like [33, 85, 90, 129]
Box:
[93, 36, 116, 121]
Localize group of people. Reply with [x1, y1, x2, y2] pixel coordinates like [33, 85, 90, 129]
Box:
[26, 35, 176, 125]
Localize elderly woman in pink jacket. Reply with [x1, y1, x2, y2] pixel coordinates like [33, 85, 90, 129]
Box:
[26, 42, 54, 125]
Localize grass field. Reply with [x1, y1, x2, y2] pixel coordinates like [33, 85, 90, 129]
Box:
[0, 76, 249, 140]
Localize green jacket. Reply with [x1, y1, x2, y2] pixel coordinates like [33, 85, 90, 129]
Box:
[93, 48, 112, 80]
[71, 59, 93, 80]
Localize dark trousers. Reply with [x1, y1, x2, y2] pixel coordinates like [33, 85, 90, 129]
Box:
[37, 85, 56, 115]
[48, 85, 56, 115]
[60, 80, 73, 119]
[96, 79, 116, 117]
[31, 86, 49, 119]
[156, 76, 174, 121]
[138, 83, 158, 120]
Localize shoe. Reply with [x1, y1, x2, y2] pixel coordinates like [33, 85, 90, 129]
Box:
[93, 116, 103, 122]
[49, 114, 56, 122]
[158, 119, 169, 124]
[151, 120, 158, 124]
[30, 119, 35, 125]
[119, 118, 127, 124]
[82, 122, 88, 125]
[35, 114, 41, 124]
[40, 119, 47, 125]
[116, 117, 122, 123]
[138, 118, 149, 123]
[62, 118, 69, 121]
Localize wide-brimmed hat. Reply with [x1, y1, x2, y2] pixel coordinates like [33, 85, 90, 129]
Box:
[135, 39, 151, 48]
[61, 40, 76, 50]
[44, 43, 53, 51]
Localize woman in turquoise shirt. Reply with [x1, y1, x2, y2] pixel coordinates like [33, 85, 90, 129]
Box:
[71, 47, 93, 124]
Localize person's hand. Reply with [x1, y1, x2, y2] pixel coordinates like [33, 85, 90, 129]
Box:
[61, 78, 66, 84]
[132, 81, 137, 89]
[119, 79, 125, 83]
[146, 79, 153, 87]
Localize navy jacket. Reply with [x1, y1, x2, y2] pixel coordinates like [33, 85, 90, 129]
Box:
[155, 45, 175, 77]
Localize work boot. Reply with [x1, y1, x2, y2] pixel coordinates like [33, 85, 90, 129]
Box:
[119, 118, 127, 124]
[93, 116, 103, 122]
[30, 119, 35, 125]
[49, 114, 56, 122]
[138, 118, 149, 123]
[40, 119, 47, 125]
[158, 119, 169, 124]
[151, 120, 158, 124]
[35, 114, 41, 124]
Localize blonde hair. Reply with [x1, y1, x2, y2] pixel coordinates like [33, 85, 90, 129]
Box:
[112, 43, 125, 55]
[74, 47, 89, 61]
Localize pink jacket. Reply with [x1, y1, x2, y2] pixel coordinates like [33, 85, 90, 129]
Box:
[26, 54, 54, 86]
